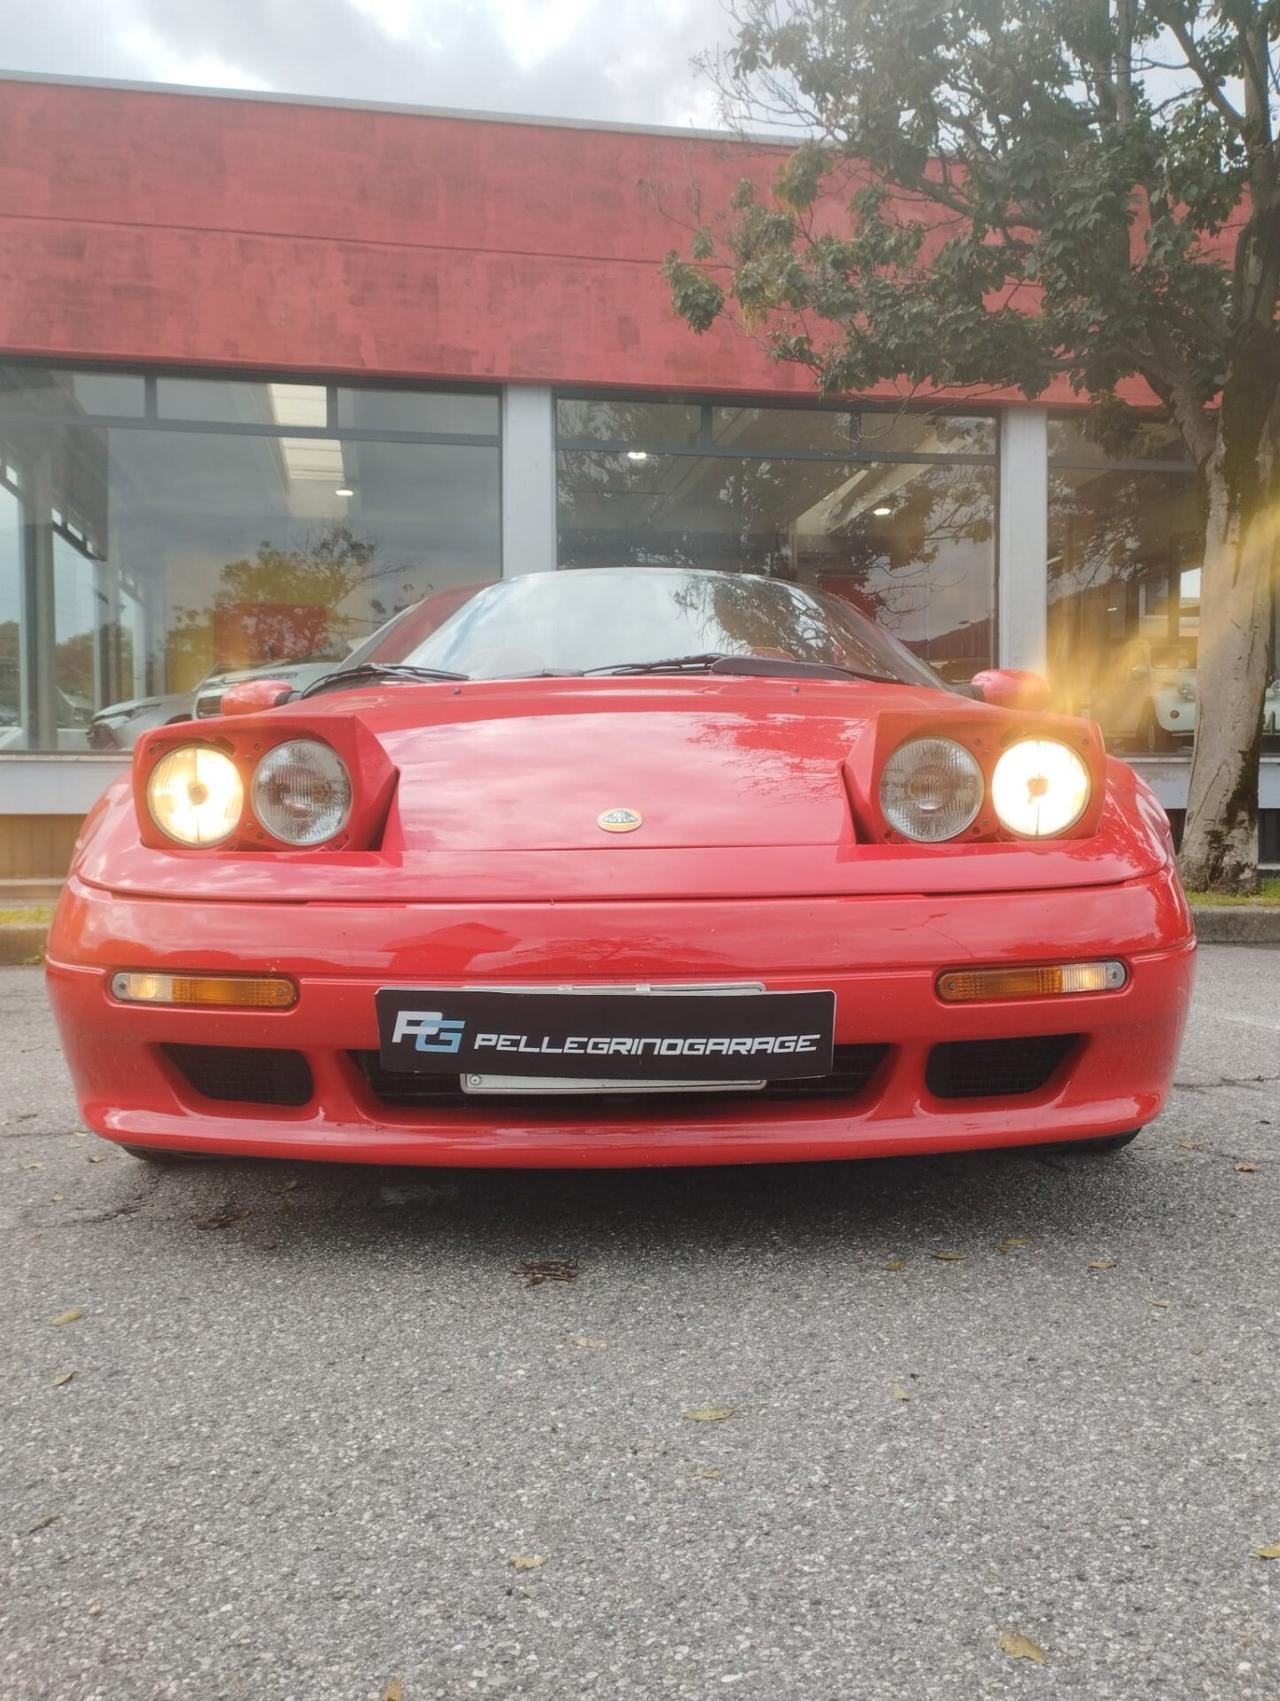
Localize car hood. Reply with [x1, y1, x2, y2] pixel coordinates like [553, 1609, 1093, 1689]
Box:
[378, 699, 861, 853]
[93, 691, 189, 723]
[76, 677, 1175, 902]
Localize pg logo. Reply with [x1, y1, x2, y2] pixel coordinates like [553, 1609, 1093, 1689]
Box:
[391, 1010, 467, 1053]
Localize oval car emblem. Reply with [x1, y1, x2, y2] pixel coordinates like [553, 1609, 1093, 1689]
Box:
[597, 807, 643, 834]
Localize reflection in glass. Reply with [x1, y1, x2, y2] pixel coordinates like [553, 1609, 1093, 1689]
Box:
[1047, 415, 1189, 465]
[557, 451, 996, 680]
[556, 399, 702, 446]
[0, 408, 501, 749]
[710, 408, 996, 457]
[376, 568, 943, 687]
[156, 378, 327, 427]
[0, 365, 146, 418]
[337, 388, 499, 436]
[1047, 465, 1202, 751]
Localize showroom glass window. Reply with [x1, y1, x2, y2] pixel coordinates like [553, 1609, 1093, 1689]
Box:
[555, 398, 998, 681]
[0, 367, 500, 750]
[1047, 417, 1202, 753]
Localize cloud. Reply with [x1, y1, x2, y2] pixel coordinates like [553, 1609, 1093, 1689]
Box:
[119, 25, 272, 92]
[1, 0, 735, 129]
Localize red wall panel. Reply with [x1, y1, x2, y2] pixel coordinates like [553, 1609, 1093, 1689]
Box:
[0, 77, 1113, 403]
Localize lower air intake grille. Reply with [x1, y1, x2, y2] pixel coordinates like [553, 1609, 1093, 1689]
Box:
[926, 1034, 1079, 1100]
[162, 1044, 314, 1107]
[350, 1044, 890, 1111]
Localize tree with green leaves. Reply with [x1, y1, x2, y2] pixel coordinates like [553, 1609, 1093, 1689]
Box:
[666, 0, 1278, 891]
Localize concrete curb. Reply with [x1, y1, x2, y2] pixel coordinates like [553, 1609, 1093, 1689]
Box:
[1190, 904, 1280, 944]
[0, 925, 48, 965]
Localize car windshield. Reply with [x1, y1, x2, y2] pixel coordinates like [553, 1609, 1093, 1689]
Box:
[344, 569, 944, 688]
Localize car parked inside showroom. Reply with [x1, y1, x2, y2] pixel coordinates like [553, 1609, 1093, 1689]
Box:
[1085, 635, 1280, 752]
[88, 654, 352, 751]
[47, 568, 1195, 1169]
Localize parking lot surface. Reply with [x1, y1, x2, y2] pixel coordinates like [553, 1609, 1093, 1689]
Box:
[3, 945, 1279, 1701]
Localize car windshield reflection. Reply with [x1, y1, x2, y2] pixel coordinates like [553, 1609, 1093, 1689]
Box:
[336, 568, 945, 690]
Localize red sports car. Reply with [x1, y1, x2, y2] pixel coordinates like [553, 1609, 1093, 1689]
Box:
[46, 568, 1195, 1169]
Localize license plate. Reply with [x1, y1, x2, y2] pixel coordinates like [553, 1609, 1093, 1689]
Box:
[375, 986, 836, 1082]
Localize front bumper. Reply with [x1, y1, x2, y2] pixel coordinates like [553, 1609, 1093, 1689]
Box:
[46, 868, 1195, 1168]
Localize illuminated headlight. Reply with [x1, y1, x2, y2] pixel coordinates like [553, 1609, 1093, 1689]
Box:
[991, 739, 1090, 837]
[147, 746, 244, 846]
[880, 738, 984, 842]
[251, 739, 352, 846]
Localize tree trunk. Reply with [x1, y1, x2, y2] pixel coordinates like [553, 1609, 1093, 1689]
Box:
[1177, 437, 1276, 894]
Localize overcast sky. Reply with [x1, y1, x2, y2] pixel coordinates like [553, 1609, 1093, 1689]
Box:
[0, 0, 740, 129]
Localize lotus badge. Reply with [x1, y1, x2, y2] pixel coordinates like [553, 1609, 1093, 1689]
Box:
[597, 807, 642, 833]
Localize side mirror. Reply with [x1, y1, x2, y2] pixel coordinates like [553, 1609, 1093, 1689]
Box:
[217, 679, 297, 717]
[970, 668, 1052, 711]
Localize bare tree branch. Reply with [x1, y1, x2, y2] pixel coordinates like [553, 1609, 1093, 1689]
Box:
[1161, 13, 1249, 131]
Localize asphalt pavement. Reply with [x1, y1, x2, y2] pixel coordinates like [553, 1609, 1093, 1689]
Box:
[3, 946, 1279, 1701]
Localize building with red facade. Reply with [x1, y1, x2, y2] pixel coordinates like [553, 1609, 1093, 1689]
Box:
[0, 70, 1275, 879]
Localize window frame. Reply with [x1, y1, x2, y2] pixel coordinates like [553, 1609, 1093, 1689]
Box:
[555, 390, 999, 467]
[0, 360, 504, 754]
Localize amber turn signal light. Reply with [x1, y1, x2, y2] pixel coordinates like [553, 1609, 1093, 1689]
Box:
[109, 972, 297, 1009]
[937, 961, 1127, 1002]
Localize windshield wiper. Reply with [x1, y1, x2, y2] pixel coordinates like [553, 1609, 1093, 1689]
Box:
[585, 652, 899, 684]
[299, 662, 470, 698]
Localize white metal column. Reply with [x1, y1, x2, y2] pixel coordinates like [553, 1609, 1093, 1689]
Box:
[501, 385, 556, 575]
[996, 408, 1049, 673]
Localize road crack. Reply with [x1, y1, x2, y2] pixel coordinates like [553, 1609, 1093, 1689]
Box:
[1173, 1072, 1279, 1094]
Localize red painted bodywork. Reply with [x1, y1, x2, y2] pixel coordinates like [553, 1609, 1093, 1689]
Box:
[46, 675, 1195, 1167]
[218, 678, 298, 716]
[970, 668, 1053, 711]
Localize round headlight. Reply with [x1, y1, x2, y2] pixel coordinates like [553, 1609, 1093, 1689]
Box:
[251, 740, 352, 846]
[880, 738, 984, 842]
[992, 739, 1090, 837]
[147, 745, 243, 846]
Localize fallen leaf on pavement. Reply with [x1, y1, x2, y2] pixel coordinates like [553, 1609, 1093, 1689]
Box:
[930, 1251, 965, 1263]
[698, 1468, 722, 1479]
[50, 1308, 84, 1327]
[684, 1407, 736, 1422]
[1179, 1139, 1202, 1151]
[511, 1554, 545, 1570]
[572, 1335, 606, 1350]
[381, 1679, 404, 1701]
[51, 1370, 75, 1387]
[517, 1259, 578, 1287]
[997, 1236, 1032, 1253]
[892, 1384, 911, 1402]
[883, 1258, 907, 1272]
[1255, 1544, 1280, 1560]
[27, 1512, 60, 1534]
[997, 1631, 1047, 1665]
[1088, 1259, 1116, 1270]
[1235, 1162, 1259, 1173]
[50, 1193, 63, 1202]
[23, 1161, 45, 1171]
[191, 1207, 248, 1231]
[86, 1154, 108, 1164]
